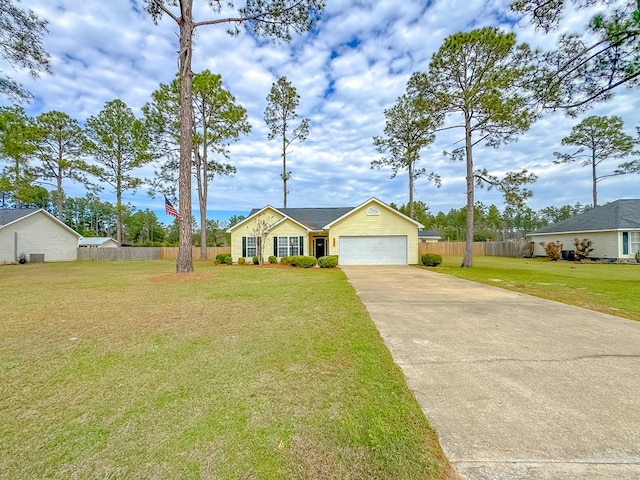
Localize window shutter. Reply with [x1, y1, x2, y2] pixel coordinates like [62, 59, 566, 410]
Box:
[299, 236, 304, 256]
[242, 237, 246, 257]
[623, 232, 629, 255]
[273, 237, 278, 256]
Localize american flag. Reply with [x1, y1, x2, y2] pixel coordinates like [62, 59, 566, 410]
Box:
[164, 196, 182, 219]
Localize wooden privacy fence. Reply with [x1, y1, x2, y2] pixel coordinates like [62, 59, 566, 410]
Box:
[418, 240, 534, 258]
[485, 240, 534, 258]
[77, 247, 161, 261]
[419, 242, 486, 257]
[77, 246, 231, 261]
[160, 247, 231, 260]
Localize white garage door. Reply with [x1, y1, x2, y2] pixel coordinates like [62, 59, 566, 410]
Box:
[339, 236, 408, 265]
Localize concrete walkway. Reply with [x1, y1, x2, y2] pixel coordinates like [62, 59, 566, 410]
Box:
[342, 266, 640, 480]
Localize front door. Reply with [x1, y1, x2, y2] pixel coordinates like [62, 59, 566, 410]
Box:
[314, 237, 327, 258]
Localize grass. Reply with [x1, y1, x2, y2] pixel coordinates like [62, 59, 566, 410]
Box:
[432, 256, 640, 321]
[0, 261, 453, 480]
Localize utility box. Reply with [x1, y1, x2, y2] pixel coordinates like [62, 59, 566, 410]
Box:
[29, 254, 45, 263]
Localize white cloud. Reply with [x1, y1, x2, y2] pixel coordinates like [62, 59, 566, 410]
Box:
[2, 0, 638, 223]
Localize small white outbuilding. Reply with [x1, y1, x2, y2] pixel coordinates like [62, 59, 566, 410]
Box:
[0, 208, 81, 263]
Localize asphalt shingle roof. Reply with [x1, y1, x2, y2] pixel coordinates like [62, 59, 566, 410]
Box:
[249, 207, 354, 230]
[0, 208, 39, 227]
[531, 199, 640, 234]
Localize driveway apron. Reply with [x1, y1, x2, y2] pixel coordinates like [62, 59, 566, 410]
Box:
[342, 265, 640, 480]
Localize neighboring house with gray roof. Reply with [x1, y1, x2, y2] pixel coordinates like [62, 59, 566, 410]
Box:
[78, 237, 118, 248]
[528, 199, 640, 260]
[0, 208, 81, 263]
[418, 229, 442, 243]
[229, 197, 423, 265]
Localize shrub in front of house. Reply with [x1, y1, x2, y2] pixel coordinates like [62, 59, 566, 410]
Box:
[280, 256, 290, 265]
[223, 256, 233, 265]
[539, 241, 562, 261]
[421, 253, 442, 267]
[252, 256, 259, 265]
[238, 257, 246, 265]
[636, 251, 640, 263]
[318, 255, 338, 268]
[573, 238, 594, 261]
[216, 253, 231, 264]
[288, 255, 317, 268]
[268, 255, 277, 264]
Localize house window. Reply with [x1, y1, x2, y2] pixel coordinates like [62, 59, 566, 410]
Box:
[628, 232, 640, 255]
[278, 236, 289, 257]
[244, 236, 258, 257]
[274, 236, 302, 256]
[367, 206, 380, 216]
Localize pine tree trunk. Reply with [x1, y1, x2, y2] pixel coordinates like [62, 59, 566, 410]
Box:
[176, 2, 194, 273]
[592, 151, 598, 207]
[408, 161, 414, 219]
[462, 111, 474, 268]
[282, 131, 287, 208]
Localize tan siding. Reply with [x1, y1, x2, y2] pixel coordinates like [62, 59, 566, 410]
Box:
[0, 212, 78, 263]
[530, 231, 620, 259]
[330, 200, 420, 264]
[226, 208, 284, 262]
[269, 220, 309, 257]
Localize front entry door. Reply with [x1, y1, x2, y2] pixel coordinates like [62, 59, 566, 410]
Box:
[314, 237, 327, 258]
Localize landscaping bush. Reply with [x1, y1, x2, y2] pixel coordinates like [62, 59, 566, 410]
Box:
[573, 238, 594, 261]
[238, 257, 246, 265]
[420, 253, 442, 267]
[268, 255, 277, 264]
[223, 256, 233, 265]
[252, 256, 259, 265]
[318, 255, 339, 268]
[288, 255, 317, 268]
[539, 241, 563, 261]
[280, 256, 290, 265]
[636, 251, 640, 263]
[215, 253, 232, 264]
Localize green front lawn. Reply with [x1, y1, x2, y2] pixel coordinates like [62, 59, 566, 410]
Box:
[1, 261, 453, 479]
[434, 256, 640, 321]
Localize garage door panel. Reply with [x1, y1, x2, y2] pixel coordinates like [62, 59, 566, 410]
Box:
[340, 236, 407, 265]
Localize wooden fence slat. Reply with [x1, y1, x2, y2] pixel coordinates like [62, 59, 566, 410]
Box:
[77, 246, 230, 261]
[418, 242, 486, 257]
[418, 241, 533, 258]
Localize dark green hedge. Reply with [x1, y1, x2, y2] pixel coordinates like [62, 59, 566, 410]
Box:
[318, 255, 338, 268]
[421, 253, 442, 267]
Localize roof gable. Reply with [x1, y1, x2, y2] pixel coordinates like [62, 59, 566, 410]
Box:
[0, 208, 82, 237]
[323, 198, 424, 229]
[0, 208, 40, 226]
[531, 199, 640, 234]
[229, 198, 424, 233]
[226, 205, 286, 233]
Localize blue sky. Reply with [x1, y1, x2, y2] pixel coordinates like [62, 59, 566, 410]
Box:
[3, 0, 638, 225]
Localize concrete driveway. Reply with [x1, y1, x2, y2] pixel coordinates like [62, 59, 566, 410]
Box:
[342, 266, 640, 480]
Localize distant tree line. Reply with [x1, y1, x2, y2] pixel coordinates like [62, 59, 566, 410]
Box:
[391, 200, 593, 242]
